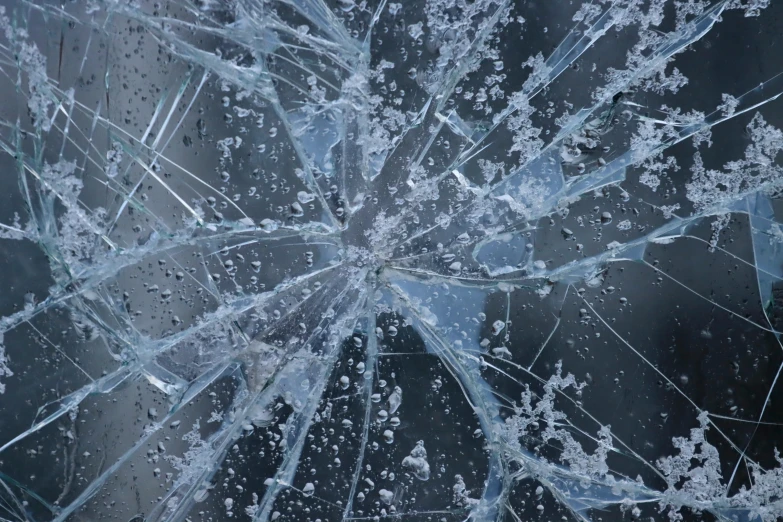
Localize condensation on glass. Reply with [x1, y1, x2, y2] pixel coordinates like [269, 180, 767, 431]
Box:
[0, 0, 781, 521]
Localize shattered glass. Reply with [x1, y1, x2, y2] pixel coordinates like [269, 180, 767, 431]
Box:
[1, 0, 783, 520]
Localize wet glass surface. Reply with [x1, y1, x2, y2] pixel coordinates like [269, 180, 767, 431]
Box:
[0, 0, 782, 521]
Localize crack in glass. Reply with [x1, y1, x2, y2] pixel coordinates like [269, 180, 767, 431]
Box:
[0, 0, 781, 521]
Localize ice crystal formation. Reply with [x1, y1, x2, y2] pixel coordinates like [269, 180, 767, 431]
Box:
[1, 0, 783, 521]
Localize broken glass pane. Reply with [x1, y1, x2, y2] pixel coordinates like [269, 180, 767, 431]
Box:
[0, 0, 782, 521]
